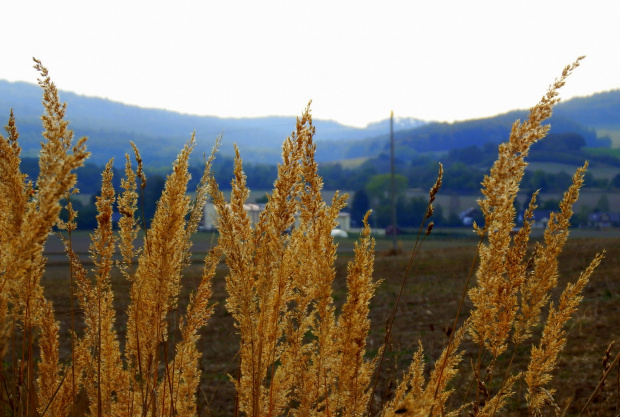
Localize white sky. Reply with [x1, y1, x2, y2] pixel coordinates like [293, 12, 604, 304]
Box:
[2, 1, 619, 127]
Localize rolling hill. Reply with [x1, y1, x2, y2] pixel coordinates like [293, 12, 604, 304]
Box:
[0, 80, 424, 166]
[2, 79, 619, 167]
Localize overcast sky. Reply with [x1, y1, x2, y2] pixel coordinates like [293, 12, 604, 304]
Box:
[2, 1, 619, 127]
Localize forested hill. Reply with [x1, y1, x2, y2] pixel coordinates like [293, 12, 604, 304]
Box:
[348, 106, 613, 161]
[2, 79, 619, 167]
[0, 80, 424, 166]
[309, 91, 620, 162]
[554, 89, 620, 129]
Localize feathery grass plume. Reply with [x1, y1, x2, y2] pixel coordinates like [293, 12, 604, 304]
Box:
[73, 160, 129, 417]
[579, 346, 620, 415]
[207, 130, 305, 416]
[286, 106, 355, 416]
[0, 59, 89, 416]
[166, 248, 218, 416]
[599, 341, 615, 402]
[377, 57, 599, 417]
[257, 110, 329, 415]
[462, 59, 585, 413]
[130, 141, 149, 250]
[333, 213, 379, 415]
[117, 153, 141, 281]
[469, 57, 585, 360]
[185, 136, 221, 240]
[55, 189, 82, 416]
[158, 138, 220, 417]
[458, 57, 606, 416]
[57, 188, 82, 410]
[57, 139, 217, 417]
[382, 326, 469, 417]
[514, 164, 587, 345]
[385, 342, 426, 413]
[209, 104, 381, 416]
[0, 110, 31, 343]
[124, 134, 216, 415]
[526, 252, 605, 415]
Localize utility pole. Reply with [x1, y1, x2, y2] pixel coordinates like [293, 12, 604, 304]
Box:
[390, 111, 397, 252]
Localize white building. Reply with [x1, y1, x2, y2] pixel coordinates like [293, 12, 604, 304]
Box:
[202, 203, 350, 232]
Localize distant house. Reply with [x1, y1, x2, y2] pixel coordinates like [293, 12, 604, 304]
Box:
[531, 210, 552, 229]
[334, 212, 351, 231]
[202, 203, 264, 231]
[517, 210, 552, 229]
[459, 207, 483, 226]
[458, 207, 479, 226]
[201, 203, 351, 232]
[587, 212, 620, 229]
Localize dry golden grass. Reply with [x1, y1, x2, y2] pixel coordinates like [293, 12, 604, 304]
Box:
[0, 57, 617, 417]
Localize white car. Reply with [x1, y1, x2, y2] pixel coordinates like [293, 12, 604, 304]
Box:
[330, 228, 348, 238]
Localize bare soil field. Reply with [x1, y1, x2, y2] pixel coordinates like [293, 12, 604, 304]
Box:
[41, 230, 620, 416]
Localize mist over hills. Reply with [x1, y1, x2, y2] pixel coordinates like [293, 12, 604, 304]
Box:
[1, 79, 618, 168]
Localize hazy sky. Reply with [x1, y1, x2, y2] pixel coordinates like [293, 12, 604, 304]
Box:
[2, 1, 619, 127]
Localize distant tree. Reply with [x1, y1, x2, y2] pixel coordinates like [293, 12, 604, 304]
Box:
[76, 162, 121, 194]
[319, 163, 345, 189]
[540, 198, 560, 211]
[365, 174, 408, 202]
[397, 196, 428, 228]
[553, 171, 574, 191]
[58, 197, 84, 226]
[443, 211, 463, 227]
[373, 205, 392, 229]
[448, 145, 486, 165]
[583, 171, 608, 188]
[250, 164, 278, 189]
[528, 170, 549, 190]
[430, 202, 445, 226]
[531, 132, 586, 153]
[255, 193, 269, 204]
[141, 174, 166, 228]
[573, 205, 591, 226]
[443, 163, 481, 191]
[212, 157, 236, 190]
[594, 193, 610, 212]
[349, 189, 370, 227]
[76, 200, 99, 230]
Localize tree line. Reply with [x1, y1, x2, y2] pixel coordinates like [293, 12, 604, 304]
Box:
[18, 132, 620, 230]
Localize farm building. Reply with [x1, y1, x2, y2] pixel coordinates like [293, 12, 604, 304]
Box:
[201, 203, 351, 232]
[587, 212, 620, 229]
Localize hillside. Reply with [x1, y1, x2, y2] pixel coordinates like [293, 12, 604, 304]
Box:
[367, 110, 610, 161]
[0, 80, 424, 166]
[554, 89, 620, 129]
[554, 89, 620, 146]
[2, 79, 618, 167]
[312, 92, 619, 162]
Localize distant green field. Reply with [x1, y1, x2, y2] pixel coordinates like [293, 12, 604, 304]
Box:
[324, 156, 369, 169]
[585, 146, 620, 158]
[527, 161, 618, 179]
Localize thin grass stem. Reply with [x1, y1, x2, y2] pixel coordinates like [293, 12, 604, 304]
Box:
[579, 351, 620, 416]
